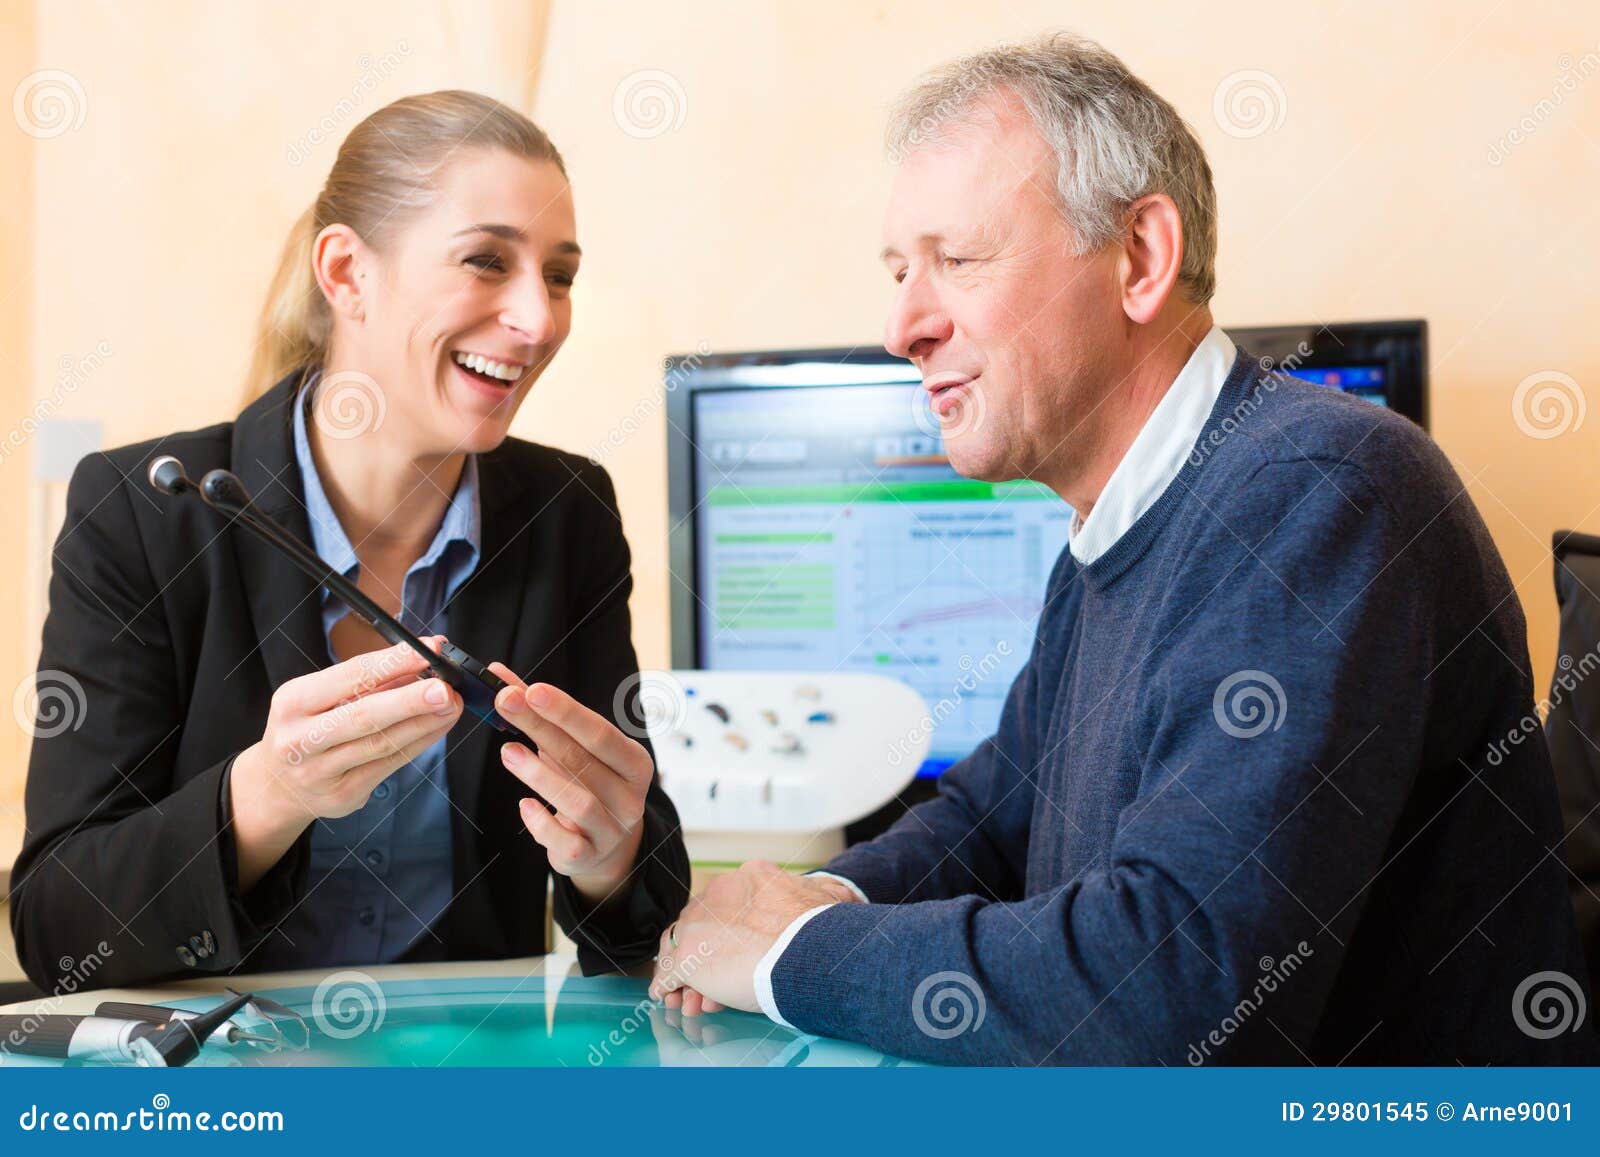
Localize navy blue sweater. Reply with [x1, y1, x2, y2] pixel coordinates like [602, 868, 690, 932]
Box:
[771, 352, 1596, 1065]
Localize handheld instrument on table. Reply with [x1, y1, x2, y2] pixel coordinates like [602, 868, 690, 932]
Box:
[96, 987, 309, 1053]
[146, 456, 550, 809]
[0, 991, 255, 1066]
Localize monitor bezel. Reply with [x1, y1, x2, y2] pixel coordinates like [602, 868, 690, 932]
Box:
[1228, 319, 1428, 430]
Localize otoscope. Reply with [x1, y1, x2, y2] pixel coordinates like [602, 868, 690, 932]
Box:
[146, 456, 548, 792]
[0, 991, 255, 1066]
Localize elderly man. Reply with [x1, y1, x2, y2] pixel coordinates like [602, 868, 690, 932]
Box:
[651, 34, 1594, 1065]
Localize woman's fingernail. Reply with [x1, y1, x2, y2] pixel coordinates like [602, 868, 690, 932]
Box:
[425, 680, 449, 706]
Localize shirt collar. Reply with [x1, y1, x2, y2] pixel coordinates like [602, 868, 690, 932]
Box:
[1068, 325, 1236, 565]
[291, 371, 482, 594]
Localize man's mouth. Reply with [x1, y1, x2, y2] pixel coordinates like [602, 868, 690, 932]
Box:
[924, 370, 978, 417]
[451, 349, 529, 391]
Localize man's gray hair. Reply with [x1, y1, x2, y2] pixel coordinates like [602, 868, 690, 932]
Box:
[887, 33, 1218, 306]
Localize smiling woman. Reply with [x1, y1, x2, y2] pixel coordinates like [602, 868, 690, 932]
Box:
[246, 92, 583, 458]
[8, 91, 689, 992]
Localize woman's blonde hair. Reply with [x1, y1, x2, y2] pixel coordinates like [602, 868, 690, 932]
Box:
[243, 90, 567, 403]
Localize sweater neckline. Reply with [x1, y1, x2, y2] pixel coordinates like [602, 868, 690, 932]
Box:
[1076, 349, 1260, 591]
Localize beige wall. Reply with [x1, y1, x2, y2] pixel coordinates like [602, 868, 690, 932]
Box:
[3, 1, 1598, 841]
[0, 0, 35, 857]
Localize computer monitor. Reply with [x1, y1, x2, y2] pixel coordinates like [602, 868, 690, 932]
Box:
[1229, 319, 1428, 428]
[665, 320, 1429, 781]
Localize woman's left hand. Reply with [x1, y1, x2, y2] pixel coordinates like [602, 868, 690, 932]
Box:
[488, 665, 653, 905]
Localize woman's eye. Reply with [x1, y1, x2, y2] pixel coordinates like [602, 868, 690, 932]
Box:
[547, 271, 575, 287]
[464, 254, 506, 273]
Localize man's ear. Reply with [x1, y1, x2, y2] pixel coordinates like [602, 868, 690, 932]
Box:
[311, 223, 370, 323]
[1117, 193, 1185, 326]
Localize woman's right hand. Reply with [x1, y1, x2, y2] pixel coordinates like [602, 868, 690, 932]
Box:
[227, 637, 463, 890]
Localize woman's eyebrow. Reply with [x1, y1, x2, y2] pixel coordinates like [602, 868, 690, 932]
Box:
[452, 223, 581, 257]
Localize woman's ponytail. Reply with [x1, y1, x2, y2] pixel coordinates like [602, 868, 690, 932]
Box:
[242, 203, 328, 403]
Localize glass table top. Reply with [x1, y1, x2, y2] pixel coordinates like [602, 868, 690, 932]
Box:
[10, 975, 919, 1068]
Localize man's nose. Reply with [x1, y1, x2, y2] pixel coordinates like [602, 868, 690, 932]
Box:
[883, 276, 953, 360]
[502, 278, 558, 347]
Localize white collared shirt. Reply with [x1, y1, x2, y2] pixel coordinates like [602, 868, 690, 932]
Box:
[750, 326, 1237, 1027]
[1067, 325, 1235, 564]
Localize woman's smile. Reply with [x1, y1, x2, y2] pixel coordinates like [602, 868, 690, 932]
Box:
[449, 348, 531, 406]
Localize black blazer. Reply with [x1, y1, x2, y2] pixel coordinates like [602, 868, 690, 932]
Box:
[8, 372, 688, 990]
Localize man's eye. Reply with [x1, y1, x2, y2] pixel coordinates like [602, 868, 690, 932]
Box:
[943, 256, 969, 269]
[464, 254, 506, 273]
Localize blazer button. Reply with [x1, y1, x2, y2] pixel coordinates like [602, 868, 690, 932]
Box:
[190, 934, 210, 960]
[200, 930, 216, 956]
[175, 945, 197, 967]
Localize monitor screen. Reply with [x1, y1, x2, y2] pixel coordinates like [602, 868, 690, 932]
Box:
[1279, 364, 1388, 406]
[687, 377, 1070, 777]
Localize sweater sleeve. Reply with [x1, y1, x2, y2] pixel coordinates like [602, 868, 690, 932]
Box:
[810, 551, 1079, 906]
[768, 459, 1445, 1064]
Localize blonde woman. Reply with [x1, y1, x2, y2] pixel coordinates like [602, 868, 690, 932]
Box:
[10, 91, 688, 990]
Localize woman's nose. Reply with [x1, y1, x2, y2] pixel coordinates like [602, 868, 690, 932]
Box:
[501, 280, 558, 346]
[883, 276, 952, 361]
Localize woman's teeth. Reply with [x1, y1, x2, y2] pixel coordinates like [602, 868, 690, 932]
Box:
[452, 351, 526, 382]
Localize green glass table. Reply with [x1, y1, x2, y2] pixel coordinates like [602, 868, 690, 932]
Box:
[4, 975, 918, 1068]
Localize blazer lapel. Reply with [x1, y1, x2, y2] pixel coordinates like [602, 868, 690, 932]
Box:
[228, 371, 329, 693]
[441, 445, 537, 830]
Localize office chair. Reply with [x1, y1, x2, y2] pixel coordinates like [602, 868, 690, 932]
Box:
[1546, 529, 1600, 1004]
